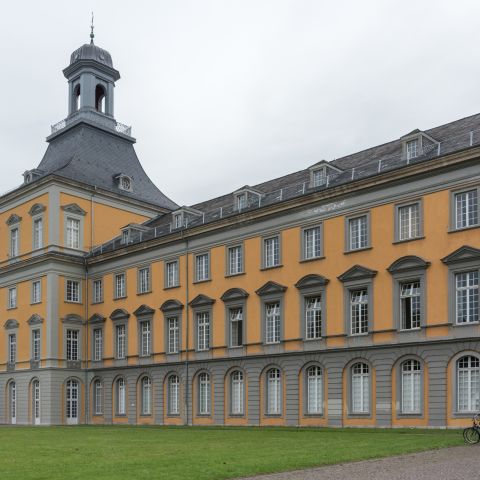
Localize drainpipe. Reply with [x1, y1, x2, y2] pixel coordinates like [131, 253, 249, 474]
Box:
[182, 232, 190, 425]
[84, 257, 89, 425]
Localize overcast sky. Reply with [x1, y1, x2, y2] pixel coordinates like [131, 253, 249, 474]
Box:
[2, 0, 480, 205]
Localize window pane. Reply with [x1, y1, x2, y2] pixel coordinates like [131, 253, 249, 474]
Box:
[350, 289, 368, 335]
[458, 356, 480, 412]
[456, 190, 478, 229]
[304, 227, 321, 259]
[401, 360, 421, 414]
[264, 237, 279, 267]
[456, 272, 479, 324]
[196, 254, 209, 281]
[197, 312, 210, 350]
[267, 369, 281, 415]
[305, 296, 322, 339]
[265, 302, 280, 343]
[349, 216, 368, 250]
[307, 366, 323, 414]
[168, 317, 179, 354]
[352, 363, 369, 413]
[228, 246, 243, 275]
[400, 281, 421, 329]
[168, 375, 180, 415]
[199, 373, 210, 414]
[231, 371, 244, 415]
[230, 308, 243, 347]
[399, 203, 420, 240]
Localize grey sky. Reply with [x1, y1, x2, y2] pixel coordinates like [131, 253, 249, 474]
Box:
[2, 0, 480, 206]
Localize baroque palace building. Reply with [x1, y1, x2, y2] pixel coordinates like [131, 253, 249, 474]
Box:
[1, 35, 480, 428]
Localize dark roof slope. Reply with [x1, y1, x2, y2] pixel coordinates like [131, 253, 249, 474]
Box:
[36, 124, 178, 210]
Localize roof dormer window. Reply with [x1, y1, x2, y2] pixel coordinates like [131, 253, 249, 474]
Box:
[115, 174, 133, 192]
[236, 192, 247, 210]
[173, 213, 184, 229]
[312, 167, 327, 187]
[406, 139, 418, 161]
[121, 230, 130, 244]
[308, 160, 342, 188]
[233, 186, 261, 211]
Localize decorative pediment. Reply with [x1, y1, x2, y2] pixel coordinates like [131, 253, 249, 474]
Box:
[338, 265, 377, 283]
[89, 313, 106, 324]
[110, 308, 130, 321]
[133, 304, 155, 317]
[61, 314, 85, 325]
[6, 214, 22, 226]
[29, 203, 47, 216]
[387, 255, 431, 274]
[189, 294, 215, 307]
[27, 314, 44, 325]
[295, 274, 330, 290]
[221, 288, 249, 302]
[160, 299, 184, 313]
[255, 281, 287, 296]
[4, 319, 19, 329]
[442, 246, 480, 265]
[61, 203, 86, 216]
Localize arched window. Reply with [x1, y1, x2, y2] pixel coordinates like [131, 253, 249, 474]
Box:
[351, 363, 369, 414]
[457, 355, 480, 412]
[116, 378, 126, 415]
[141, 377, 152, 415]
[74, 84, 81, 111]
[93, 380, 103, 415]
[8, 381, 16, 424]
[66, 379, 79, 424]
[32, 379, 40, 425]
[266, 368, 281, 415]
[306, 365, 323, 414]
[231, 371, 244, 415]
[168, 375, 180, 415]
[198, 372, 210, 415]
[401, 360, 421, 414]
[95, 85, 106, 113]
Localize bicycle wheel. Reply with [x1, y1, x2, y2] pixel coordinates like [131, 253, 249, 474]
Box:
[463, 427, 480, 444]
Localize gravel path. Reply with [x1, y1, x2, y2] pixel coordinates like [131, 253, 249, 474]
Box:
[239, 446, 479, 480]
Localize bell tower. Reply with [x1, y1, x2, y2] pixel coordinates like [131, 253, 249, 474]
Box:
[63, 21, 120, 118]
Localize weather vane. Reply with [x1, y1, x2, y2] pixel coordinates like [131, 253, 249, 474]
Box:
[90, 12, 95, 44]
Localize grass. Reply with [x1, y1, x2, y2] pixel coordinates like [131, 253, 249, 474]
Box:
[0, 425, 463, 480]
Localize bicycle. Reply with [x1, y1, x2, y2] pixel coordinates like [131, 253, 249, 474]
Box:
[463, 414, 480, 444]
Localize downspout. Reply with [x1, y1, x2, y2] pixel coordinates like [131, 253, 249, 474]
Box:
[84, 257, 89, 425]
[182, 232, 190, 425]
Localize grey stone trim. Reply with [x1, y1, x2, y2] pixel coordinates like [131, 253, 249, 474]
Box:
[27, 314, 44, 326]
[28, 203, 47, 216]
[441, 245, 480, 265]
[449, 185, 480, 232]
[6, 214, 22, 226]
[344, 211, 371, 253]
[160, 299, 184, 312]
[89, 313, 106, 324]
[189, 294, 215, 307]
[393, 198, 424, 243]
[387, 255, 431, 274]
[295, 274, 329, 290]
[220, 288, 249, 302]
[133, 304, 155, 317]
[60, 203, 87, 216]
[338, 265, 377, 283]
[255, 281, 287, 296]
[110, 308, 130, 321]
[300, 222, 324, 261]
[4, 319, 19, 329]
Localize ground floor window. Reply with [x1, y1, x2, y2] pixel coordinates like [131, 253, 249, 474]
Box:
[457, 355, 480, 412]
[141, 377, 152, 415]
[116, 378, 126, 415]
[266, 368, 281, 415]
[306, 365, 323, 414]
[66, 379, 79, 424]
[351, 363, 369, 414]
[231, 370, 244, 415]
[168, 375, 180, 415]
[198, 373, 210, 415]
[401, 360, 421, 414]
[93, 380, 103, 415]
[9, 381, 16, 424]
[32, 379, 40, 424]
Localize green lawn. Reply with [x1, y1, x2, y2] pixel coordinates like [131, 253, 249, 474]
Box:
[0, 426, 463, 480]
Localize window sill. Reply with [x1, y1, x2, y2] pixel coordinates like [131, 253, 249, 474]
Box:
[228, 345, 245, 350]
[392, 236, 425, 245]
[344, 247, 373, 255]
[30, 301, 42, 306]
[396, 412, 423, 418]
[347, 413, 371, 418]
[260, 264, 283, 271]
[163, 284, 180, 290]
[137, 290, 152, 296]
[448, 224, 480, 234]
[264, 414, 282, 418]
[303, 413, 325, 418]
[193, 278, 211, 284]
[113, 296, 127, 301]
[65, 300, 82, 305]
[398, 327, 422, 333]
[348, 333, 369, 337]
[114, 414, 127, 418]
[304, 337, 323, 342]
[139, 414, 153, 417]
[91, 301, 104, 305]
[167, 413, 180, 418]
[6, 306, 17, 311]
[299, 256, 325, 264]
[453, 321, 479, 327]
[195, 414, 211, 418]
[225, 272, 245, 278]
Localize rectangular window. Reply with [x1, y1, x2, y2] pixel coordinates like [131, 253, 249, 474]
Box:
[32, 329, 41, 361]
[352, 364, 370, 413]
[165, 260, 179, 288]
[66, 329, 79, 361]
[140, 320, 151, 356]
[116, 324, 126, 359]
[406, 139, 418, 160]
[33, 218, 43, 250]
[92, 279, 103, 304]
[348, 216, 368, 250]
[303, 226, 322, 260]
[114, 273, 126, 299]
[229, 307, 243, 347]
[94, 381, 103, 415]
[236, 193, 247, 210]
[121, 230, 129, 245]
[66, 280, 80, 303]
[398, 203, 420, 241]
[174, 213, 183, 229]
[305, 296, 322, 339]
[32, 280, 41, 304]
[93, 328, 103, 361]
[8, 333, 16, 364]
[138, 267, 151, 294]
[66, 217, 80, 249]
[313, 168, 326, 187]
[263, 236, 280, 268]
[167, 317, 179, 354]
[265, 302, 280, 344]
[350, 289, 369, 335]
[456, 271, 479, 324]
[195, 254, 210, 282]
[228, 245, 243, 275]
[400, 281, 421, 330]
[8, 286, 17, 309]
[197, 312, 210, 351]
[10, 227, 19, 257]
[455, 190, 479, 229]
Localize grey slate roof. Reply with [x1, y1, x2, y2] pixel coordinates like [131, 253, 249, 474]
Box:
[70, 43, 113, 68]
[36, 124, 178, 210]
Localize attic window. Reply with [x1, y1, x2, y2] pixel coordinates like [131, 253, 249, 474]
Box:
[312, 167, 327, 187]
[24, 173, 33, 184]
[116, 175, 133, 192]
[236, 193, 247, 210]
[406, 139, 418, 160]
[121, 230, 130, 244]
[173, 213, 183, 229]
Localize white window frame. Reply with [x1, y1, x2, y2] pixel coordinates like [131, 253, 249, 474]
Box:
[33, 216, 44, 250]
[347, 214, 369, 251]
[351, 362, 370, 414]
[350, 289, 369, 335]
[263, 235, 280, 268]
[66, 329, 79, 361]
[116, 378, 126, 415]
[400, 281, 421, 330]
[266, 368, 281, 415]
[227, 245, 243, 276]
[306, 365, 323, 415]
[32, 329, 41, 361]
[65, 279, 81, 303]
[165, 260, 179, 288]
[114, 272, 126, 299]
[116, 324, 127, 359]
[93, 328, 103, 361]
[231, 370, 244, 415]
[229, 307, 243, 347]
[167, 317, 179, 354]
[8, 333, 16, 364]
[168, 375, 180, 415]
[265, 302, 281, 344]
[65, 216, 81, 249]
[305, 296, 322, 340]
[93, 380, 103, 415]
[198, 372, 210, 415]
[197, 312, 210, 351]
[31, 279, 42, 304]
[303, 225, 322, 260]
[454, 188, 479, 230]
[92, 279, 103, 304]
[140, 320, 151, 357]
[457, 355, 480, 413]
[455, 271, 479, 324]
[141, 377, 152, 415]
[401, 360, 421, 414]
[195, 253, 210, 282]
[406, 139, 418, 160]
[8, 286, 17, 309]
[398, 203, 421, 241]
[138, 266, 151, 294]
[10, 226, 19, 258]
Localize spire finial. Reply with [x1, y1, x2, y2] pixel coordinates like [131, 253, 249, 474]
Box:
[90, 12, 95, 44]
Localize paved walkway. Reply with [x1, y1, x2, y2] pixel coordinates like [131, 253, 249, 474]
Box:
[239, 446, 479, 480]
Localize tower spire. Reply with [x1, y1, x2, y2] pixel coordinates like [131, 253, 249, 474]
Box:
[90, 12, 94, 44]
